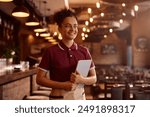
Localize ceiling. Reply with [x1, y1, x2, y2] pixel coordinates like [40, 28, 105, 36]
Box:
[30, 0, 150, 20]
[26, 0, 150, 39]
[0, 0, 150, 42]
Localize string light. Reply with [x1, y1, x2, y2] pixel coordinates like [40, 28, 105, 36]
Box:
[89, 17, 93, 23]
[82, 27, 86, 32]
[82, 37, 85, 41]
[122, 3, 126, 7]
[134, 5, 139, 12]
[109, 28, 113, 33]
[104, 35, 107, 38]
[100, 13, 104, 17]
[122, 12, 126, 16]
[85, 21, 89, 26]
[96, 2, 100, 8]
[119, 19, 123, 23]
[87, 8, 92, 14]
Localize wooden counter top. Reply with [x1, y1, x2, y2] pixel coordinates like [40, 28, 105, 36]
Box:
[0, 68, 37, 86]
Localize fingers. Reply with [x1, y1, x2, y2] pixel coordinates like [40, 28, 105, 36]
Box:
[64, 81, 74, 91]
[75, 71, 80, 75]
[70, 72, 82, 83]
[70, 72, 76, 82]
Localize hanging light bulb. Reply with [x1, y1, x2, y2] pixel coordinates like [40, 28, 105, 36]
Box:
[12, 0, 29, 17]
[34, 1, 48, 33]
[40, 32, 50, 37]
[0, 0, 13, 2]
[25, 1, 40, 26]
[12, 5, 29, 17]
[25, 15, 40, 26]
[34, 25, 47, 33]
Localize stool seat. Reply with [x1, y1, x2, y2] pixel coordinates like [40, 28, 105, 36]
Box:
[25, 95, 49, 100]
[32, 90, 51, 97]
[38, 86, 52, 91]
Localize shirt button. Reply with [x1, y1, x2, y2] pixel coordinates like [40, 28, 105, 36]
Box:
[70, 55, 73, 57]
[69, 49, 71, 51]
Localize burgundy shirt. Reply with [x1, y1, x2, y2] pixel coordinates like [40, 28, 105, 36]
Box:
[39, 41, 94, 82]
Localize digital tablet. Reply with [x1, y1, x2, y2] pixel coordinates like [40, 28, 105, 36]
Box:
[75, 60, 92, 77]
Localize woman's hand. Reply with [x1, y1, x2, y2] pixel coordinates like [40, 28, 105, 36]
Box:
[70, 72, 84, 84]
[70, 69, 97, 85]
[62, 81, 77, 91]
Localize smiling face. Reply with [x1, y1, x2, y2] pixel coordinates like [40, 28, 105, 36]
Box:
[58, 16, 78, 41]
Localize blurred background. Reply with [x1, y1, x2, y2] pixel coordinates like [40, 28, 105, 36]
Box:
[0, 0, 150, 67]
[1, 0, 150, 100]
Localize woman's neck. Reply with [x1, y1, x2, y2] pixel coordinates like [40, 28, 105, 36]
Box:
[62, 39, 74, 48]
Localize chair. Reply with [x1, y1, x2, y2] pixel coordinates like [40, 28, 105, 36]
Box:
[111, 87, 123, 100]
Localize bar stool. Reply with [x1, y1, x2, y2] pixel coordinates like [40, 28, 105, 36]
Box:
[25, 95, 49, 100]
[24, 86, 52, 100]
[134, 92, 146, 100]
[31, 86, 52, 98]
[111, 87, 123, 100]
[32, 90, 51, 97]
[38, 86, 52, 91]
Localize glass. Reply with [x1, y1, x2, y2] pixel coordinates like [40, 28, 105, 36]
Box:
[20, 61, 29, 71]
[0, 58, 6, 75]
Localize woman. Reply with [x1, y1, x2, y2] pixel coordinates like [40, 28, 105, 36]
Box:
[36, 9, 97, 100]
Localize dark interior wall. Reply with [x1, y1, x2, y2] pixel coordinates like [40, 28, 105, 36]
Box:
[84, 33, 127, 65]
[116, 26, 131, 45]
[0, 9, 20, 59]
[132, 9, 150, 68]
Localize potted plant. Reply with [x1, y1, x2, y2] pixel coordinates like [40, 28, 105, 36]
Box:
[2, 48, 16, 65]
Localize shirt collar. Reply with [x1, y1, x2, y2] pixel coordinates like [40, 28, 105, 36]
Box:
[58, 40, 78, 51]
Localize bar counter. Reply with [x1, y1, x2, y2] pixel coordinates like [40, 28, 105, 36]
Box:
[0, 68, 38, 100]
[0, 68, 37, 86]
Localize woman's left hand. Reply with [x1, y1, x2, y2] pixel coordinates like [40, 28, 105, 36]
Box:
[70, 72, 83, 83]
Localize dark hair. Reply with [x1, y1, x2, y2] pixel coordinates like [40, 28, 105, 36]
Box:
[53, 9, 78, 27]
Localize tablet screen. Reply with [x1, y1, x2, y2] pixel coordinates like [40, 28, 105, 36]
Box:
[75, 60, 92, 77]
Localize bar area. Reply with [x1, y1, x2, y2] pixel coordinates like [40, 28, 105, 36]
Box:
[1, 0, 150, 100]
[0, 68, 37, 99]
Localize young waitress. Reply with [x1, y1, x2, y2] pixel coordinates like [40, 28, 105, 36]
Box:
[36, 9, 97, 100]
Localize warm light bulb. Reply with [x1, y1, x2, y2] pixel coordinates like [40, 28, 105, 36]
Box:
[109, 28, 113, 33]
[100, 13, 104, 17]
[40, 33, 50, 37]
[34, 28, 47, 33]
[87, 8, 92, 14]
[96, 2, 100, 8]
[134, 5, 139, 11]
[12, 12, 29, 17]
[85, 21, 89, 26]
[89, 17, 93, 23]
[122, 3, 126, 7]
[25, 22, 39, 26]
[0, 0, 13, 2]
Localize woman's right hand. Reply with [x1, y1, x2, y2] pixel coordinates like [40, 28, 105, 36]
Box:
[63, 81, 77, 91]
